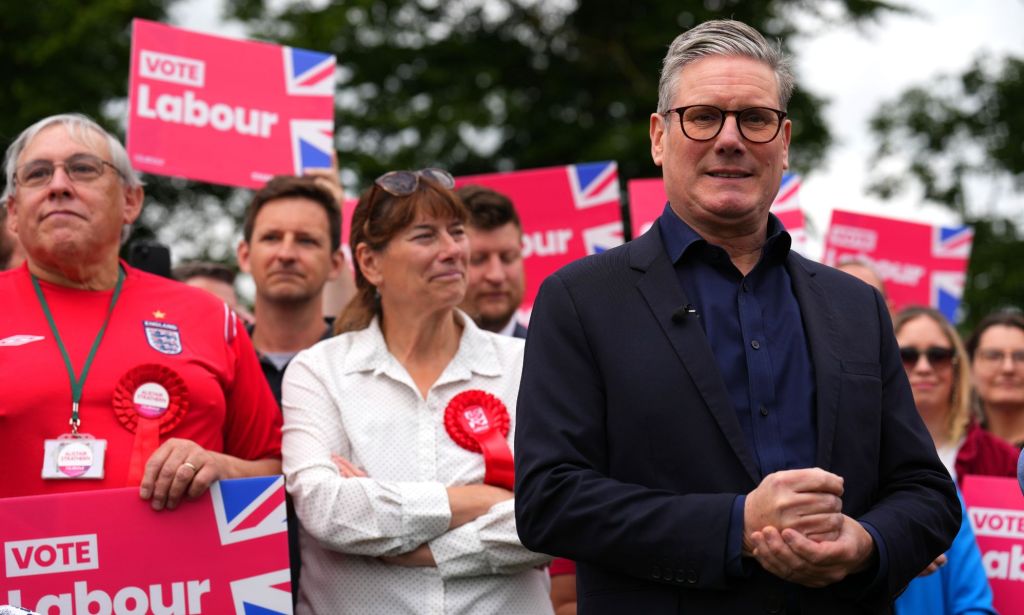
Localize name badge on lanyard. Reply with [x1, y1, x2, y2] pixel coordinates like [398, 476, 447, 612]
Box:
[32, 268, 123, 482]
[43, 434, 107, 479]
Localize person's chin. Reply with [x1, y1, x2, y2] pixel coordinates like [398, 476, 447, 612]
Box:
[695, 195, 763, 218]
[989, 391, 1024, 405]
[265, 284, 315, 303]
[479, 307, 515, 328]
[45, 235, 99, 261]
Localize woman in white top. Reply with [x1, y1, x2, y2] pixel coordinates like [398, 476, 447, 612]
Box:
[281, 168, 552, 614]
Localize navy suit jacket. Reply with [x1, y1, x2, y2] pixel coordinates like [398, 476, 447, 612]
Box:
[514, 221, 959, 614]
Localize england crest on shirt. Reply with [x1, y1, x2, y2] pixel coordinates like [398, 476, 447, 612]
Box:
[143, 320, 183, 355]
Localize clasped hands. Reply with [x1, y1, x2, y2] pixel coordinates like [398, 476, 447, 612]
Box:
[331, 454, 512, 568]
[744, 468, 875, 587]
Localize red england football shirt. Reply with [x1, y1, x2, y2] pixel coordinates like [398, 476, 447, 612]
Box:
[0, 262, 281, 498]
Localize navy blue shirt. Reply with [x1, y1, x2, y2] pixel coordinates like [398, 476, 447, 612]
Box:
[659, 204, 817, 475]
[659, 204, 817, 579]
[659, 205, 888, 592]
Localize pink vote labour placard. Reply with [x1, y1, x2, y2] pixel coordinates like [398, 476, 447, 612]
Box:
[127, 19, 336, 189]
[1, 475, 291, 614]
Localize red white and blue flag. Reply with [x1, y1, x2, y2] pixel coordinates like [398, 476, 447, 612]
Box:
[569, 162, 621, 211]
[127, 19, 336, 189]
[933, 225, 974, 259]
[231, 569, 293, 615]
[771, 173, 807, 254]
[284, 48, 336, 96]
[211, 475, 288, 546]
[823, 209, 973, 321]
[1, 477, 292, 613]
[772, 172, 801, 211]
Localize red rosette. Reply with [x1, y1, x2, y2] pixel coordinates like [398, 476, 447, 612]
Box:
[444, 389, 514, 490]
[112, 364, 189, 485]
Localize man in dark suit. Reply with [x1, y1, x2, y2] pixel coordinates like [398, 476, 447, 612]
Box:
[457, 185, 528, 338]
[514, 19, 959, 614]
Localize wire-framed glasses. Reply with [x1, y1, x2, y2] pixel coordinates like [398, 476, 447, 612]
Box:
[15, 154, 124, 188]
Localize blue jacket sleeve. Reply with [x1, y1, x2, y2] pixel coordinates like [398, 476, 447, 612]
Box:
[894, 493, 995, 615]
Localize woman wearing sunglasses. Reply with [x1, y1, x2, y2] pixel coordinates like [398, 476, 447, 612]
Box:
[966, 310, 1024, 449]
[891, 306, 1010, 615]
[279, 169, 552, 614]
[894, 306, 1018, 482]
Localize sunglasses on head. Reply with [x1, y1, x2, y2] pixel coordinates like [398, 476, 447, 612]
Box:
[899, 346, 955, 369]
[374, 168, 455, 197]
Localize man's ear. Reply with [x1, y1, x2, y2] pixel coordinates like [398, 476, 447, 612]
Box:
[122, 185, 144, 225]
[6, 197, 17, 235]
[781, 119, 792, 171]
[326, 248, 345, 280]
[650, 112, 667, 167]
[237, 240, 252, 273]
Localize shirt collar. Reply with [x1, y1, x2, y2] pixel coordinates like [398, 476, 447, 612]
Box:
[658, 202, 705, 264]
[658, 202, 792, 265]
[341, 309, 503, 385]
[763, 214, 792, 262]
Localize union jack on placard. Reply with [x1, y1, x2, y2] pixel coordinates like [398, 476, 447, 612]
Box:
[568, 162, 620, 210]
[582, 221, 624, 255]
[931, 271, 967, 322]
[211, 475, 288, 546]
[283, 47, 336, 96]
[771, 172, 801, 212]
[932, 224, 973, 259]
[231, 569, 293, 615]
[770, 173, 807, 254]
[290, 119, 334, 175]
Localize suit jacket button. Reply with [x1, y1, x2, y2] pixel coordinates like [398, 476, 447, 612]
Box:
[686, 569, 699, 584]
[765, 590, 784, 613]
[651, 565, 661, 580]
[675, 569, 686, 583]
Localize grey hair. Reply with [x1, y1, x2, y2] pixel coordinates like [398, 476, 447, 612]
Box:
[2, 113, 143, 202]
[657, 19, 795, 114]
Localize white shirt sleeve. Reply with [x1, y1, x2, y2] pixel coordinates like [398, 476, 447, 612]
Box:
[282, 353, 452, 556]
[430, 498, 552, 579]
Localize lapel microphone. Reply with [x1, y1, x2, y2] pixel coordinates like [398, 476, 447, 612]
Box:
[672, 304, 699, 324]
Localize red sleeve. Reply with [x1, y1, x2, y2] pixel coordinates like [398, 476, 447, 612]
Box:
[955, 421, 1018, 484]
[222, 315, 282, 460]
[549, 558, 577, 577]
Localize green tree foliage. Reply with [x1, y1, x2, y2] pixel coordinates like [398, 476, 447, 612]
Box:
[869, 55, 1024, 217]
[228, 0, 903, 204]
[0, 0, 247, 262]
[1, 0, 903, 258]
[0, 0, 173, 146]
[961, 216, 1024, 330]
[868, 55, 1024, 325]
